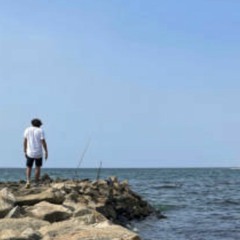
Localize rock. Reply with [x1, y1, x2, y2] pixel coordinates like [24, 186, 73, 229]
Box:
[63, 199, 87, 211]
[5, 206, 22, 218]
[109, 176, 118, 183]
[113, 193, 154, 221]
[0, 188, 16, 218]
[0, 217, 49, 239]
[121, 179, 129, 186]
[0, 229, 41, 240]
[18, 180, 25, 184]
[21, 228, 42, 240]
[73, 206, 107, 224]
[40, 219, 140, 240]
[96, 203, 117, 220]
[16, 188, 64, 206]
[26, 201, 72, 223]
[41, 173, 53, 183]
[73, 206, 93, 217]
[66, 190, 81, 202]
[51, 181, 79, 193]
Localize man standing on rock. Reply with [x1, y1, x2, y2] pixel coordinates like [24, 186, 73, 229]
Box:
[23, 118, 48, 188]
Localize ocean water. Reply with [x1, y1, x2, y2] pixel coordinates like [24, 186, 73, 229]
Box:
[1, 168, 240, 240]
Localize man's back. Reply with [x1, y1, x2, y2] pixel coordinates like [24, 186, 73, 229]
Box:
[24, 126, 45, 158]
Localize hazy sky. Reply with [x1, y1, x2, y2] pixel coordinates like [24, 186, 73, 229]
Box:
[0, 1, 240, 168]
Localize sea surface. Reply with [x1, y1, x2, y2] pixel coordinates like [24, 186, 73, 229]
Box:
[1, 168, 240, 240]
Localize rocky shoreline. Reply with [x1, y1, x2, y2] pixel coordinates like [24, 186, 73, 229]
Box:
[0, 174, 164, 240]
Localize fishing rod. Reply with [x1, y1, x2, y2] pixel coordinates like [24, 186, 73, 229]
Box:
[96, 161, 102, 181]
[74, 137, 91, 179]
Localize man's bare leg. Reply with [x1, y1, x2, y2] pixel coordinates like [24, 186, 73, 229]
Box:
[35, 167, 41, 182]
[26, 167, 31, 182]
[26, 167, 31, 188]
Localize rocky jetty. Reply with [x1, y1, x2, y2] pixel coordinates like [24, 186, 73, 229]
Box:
[0, 175, 163, 240]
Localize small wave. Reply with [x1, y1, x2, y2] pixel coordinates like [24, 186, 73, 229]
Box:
[210, 199, 240, 206]
[154, 203, 186, 211]
[220, 199, 240, 206]
[153, 183, 182, 189]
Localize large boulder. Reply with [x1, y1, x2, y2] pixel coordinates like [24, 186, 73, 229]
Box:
[40, 219, 140, 240]
[16, 188, 64, 206]
[0, 188, 16, 218]
[0, 228, 42, 240]
[73, 206, 107, 224]
[0, 217, 49, 240]
[26, 201, 72, 223]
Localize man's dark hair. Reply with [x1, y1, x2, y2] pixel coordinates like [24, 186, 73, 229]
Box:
[31, 118, 42, 127]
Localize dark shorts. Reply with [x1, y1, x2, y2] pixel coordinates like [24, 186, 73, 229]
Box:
[26, 155, 42, 167]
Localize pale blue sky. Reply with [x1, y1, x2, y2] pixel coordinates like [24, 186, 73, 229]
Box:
[0, 1, 240, 168]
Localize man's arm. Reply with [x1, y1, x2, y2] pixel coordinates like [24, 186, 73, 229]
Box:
[23, 138, 27, 155]
[41, 139, 48, 160]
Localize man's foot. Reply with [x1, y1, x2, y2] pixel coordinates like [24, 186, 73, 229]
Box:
[25, 182, 31, 189]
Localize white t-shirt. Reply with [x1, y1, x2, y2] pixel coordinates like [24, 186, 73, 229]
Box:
[24, 126, 45, 158]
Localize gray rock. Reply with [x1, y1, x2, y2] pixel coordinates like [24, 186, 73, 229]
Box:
[16, 189, 64, 206]
[5, 206, 21, 218]
[109, 176, 118, 184]
[40, 219, 141, 240]
[26, 201, 72, 223]
[0, 188, 16, 218]
[73, 206, 107, 224]
[0, 217, 49, 239]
